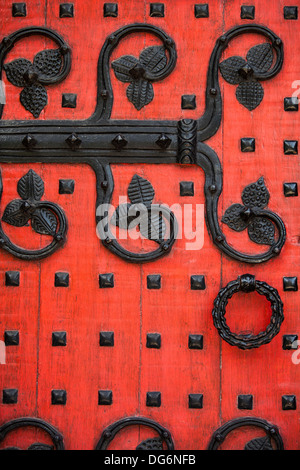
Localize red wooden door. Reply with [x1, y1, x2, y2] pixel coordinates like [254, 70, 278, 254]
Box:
[0, 0, 299, 451]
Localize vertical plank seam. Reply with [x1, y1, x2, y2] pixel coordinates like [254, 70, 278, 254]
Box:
[138, 264, 143, 444]
[219, 0, 226, 429]
[137, 0, 147, 444]
[35, 0, 48, 421]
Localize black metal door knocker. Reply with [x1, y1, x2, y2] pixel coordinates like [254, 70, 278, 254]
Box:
[212, 274, 284, 349]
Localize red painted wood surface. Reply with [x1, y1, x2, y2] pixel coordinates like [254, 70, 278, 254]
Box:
[0, 0, 299, 450]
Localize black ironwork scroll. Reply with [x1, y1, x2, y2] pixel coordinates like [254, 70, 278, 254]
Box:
[0, 23, 285, 263]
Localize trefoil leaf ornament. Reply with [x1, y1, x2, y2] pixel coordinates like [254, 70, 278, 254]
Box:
[112, 45, 168, 110]
[219, 43, 274, 110]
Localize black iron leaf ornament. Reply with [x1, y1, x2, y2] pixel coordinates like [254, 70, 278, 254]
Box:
[27, 443, 54, 450]
[112, 45, 168, 110]
[4, 49, 63, 117]
[127, 173, 155, 208]
[245, 436, 273, 451]
[4, 443, 54, 451]
[17, 169, 45, 200]
[31, 208, 58, 236]
[2, 199, 31, 227]
[111, 174, 166, 242]
[136, 438, 163, 450]
[219, 43, 273, 110]
[0, 23, 285, 265]
[222, 177, 275, 245]
[2, 170, 59, 237]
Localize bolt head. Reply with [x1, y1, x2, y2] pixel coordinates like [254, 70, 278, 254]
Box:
[238, 64, 254, 79]
[23, 201, 30, 210]
[23, 67, 39, 85]
[240, 207, 252, 221]
[108, 35, 116, 44]
[181, 156, 192, 164]
[129, 63, 145, 79]
[60, 45, 69, 55]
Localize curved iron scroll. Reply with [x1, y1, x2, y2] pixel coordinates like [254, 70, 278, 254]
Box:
[95, 417, 174, 450]
[0, 27, 71, 119]
[97, 166, 178, 263]
[0, 169, 67, 260]
[212, 275, 284, 349]
[208, 417, 284, 450]
[89, 23, 177, 121]
[0, 417, 65, 450]
[0, 23, 286, 264]
[196, 143, 286, 263]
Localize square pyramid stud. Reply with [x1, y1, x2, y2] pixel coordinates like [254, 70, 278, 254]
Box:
[181, 95, 196, 110]
[238, 394, 253, 410]
[284, 97, 299, 111]
[188, 334, 203, 350]
[51, 390, 67, 405]
[52, 332, 67, 347]
[282, 335, 298, 350]
[98, 390, 113, 405]
[241, 137, 255, 152]
[146, 333, 161, 349]
[4, 330, 19, 346]
[241, 5, 255, 19]
[283, 277, 298, 291]
[55, 272, 69, 287]
[104, 3, 118, 17]
[60, 3, 74, 18]
[147, 275, 161, 289]
[146, 391, 161, 407]
[59, 179, 75, 194]
[189, 394, 203, 409]
[194, 4, 209, 18]
[284, 140, 298, 155]
[284, 6, 298, 19]
[62, 93, 77, 108]
[180, 181, 194, 196]
[99, 273, 114, 288]
[283, 182, 298, 197]
[100, 331, 114, 347]
[150, 3, 164, 17]
[3, 389, 18, 404]
[5, 271, 20, 286]
[12, 3, 27, 17]
[282, 395, 296, 410]
[191, 275, 206, 290]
